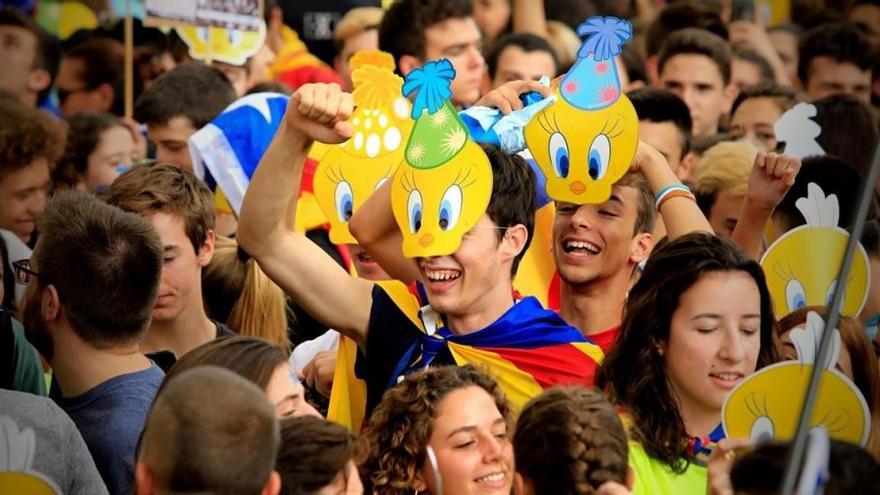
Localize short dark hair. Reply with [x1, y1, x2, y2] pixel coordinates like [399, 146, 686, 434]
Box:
[134, 62, 236, 129]
[54, 112, 126, 189]
[798, 21, 875, 85]
[730, 440, 880, 494]
[483, 144, 536, 276]
[0, 7, 61, 106]
[628, 87, 693, 157]
[103, 163, 215, 254]
[733, 48, 775, 85]
[34, 191, 162, 346]
[813, 94, 879, 177]
[486, 32, 559, 80]
[729, 81, 804, 117]
[277, 416, 367, 495]
[515, 387, 629, 494]
[378, 0, 473, 66]
[658, 28, 733, 85]
[620, 43, 647, 86]
[645, 4, 727, 58]
[140, 366, 280, 495]
[63, 38, 128, 116]
[0, 96, 66, 177]
[597, 233, 779, 473]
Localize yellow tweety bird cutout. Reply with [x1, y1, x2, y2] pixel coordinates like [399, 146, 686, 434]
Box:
[176, 20, 266, 66]
[760, 182, 870, 318]
[0, 416, 62, 495]
[723, 311, 869, 446]
[390, 59, 493, 257]
[524, 17, 638, 205]
[313, 51, 412, 244]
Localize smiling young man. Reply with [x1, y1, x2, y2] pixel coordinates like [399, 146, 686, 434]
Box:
[657, 28, 736, 138]
[379, 0, 485, 108]
[104, 164, 232, 362]
[239, 82, 600, 417]
[0, 96, 64, 246]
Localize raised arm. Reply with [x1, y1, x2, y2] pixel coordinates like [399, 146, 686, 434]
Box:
[511, 0, 548, 38]
[635, 140, 714, 239]
[731, 152, 800, 259]
[348, 179, 419, 283]
[238, 83, 374, 347]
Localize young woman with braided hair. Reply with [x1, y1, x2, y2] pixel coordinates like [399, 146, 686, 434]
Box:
[513, 386, 631, 495]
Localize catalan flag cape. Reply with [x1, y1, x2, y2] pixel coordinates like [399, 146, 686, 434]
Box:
[328, 280, 603, 430]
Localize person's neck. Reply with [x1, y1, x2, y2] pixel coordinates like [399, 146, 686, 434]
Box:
[142, 300, 215, 358]
[442, 282, 516, 336]
[559, 270, 630, 336]
[19, 91, 38, 108]
[51, 323, 151, 398]
[679, 401, 722, 439]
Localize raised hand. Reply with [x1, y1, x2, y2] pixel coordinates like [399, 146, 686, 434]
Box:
[472, 79, 553, 114]
[744, 152, 801, 212]
[285, 82, 355, 144]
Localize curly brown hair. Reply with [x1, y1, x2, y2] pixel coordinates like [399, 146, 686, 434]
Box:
[0, 96, 65, 177]
[514, 387, 628, 495]
[361, 365, 512, 494]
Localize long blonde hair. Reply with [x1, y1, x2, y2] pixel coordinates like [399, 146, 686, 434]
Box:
[202, 236, 289, 351]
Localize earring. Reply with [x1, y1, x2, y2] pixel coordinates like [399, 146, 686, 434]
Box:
[655, 344, 665, 356]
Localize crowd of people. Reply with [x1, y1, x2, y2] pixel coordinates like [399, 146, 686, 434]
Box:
[2, 0, 880, 494]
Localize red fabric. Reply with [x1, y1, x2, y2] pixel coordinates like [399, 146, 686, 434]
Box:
[276, 66, 343, 92]
[589, 325, 621, 355]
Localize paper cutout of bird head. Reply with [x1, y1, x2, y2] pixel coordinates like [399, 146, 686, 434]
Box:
[390, 59, 493, 257]
[523, 16, 639, 204]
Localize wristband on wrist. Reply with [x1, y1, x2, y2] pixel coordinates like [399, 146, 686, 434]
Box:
[654, 183, 692, 209]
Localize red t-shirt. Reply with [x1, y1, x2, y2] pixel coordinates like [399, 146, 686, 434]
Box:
[588, 325, 621, 355]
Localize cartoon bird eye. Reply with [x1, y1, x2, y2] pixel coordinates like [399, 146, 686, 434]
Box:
[749, 416, 775, 444]
[826, 279, 844, 306]
[438, 185, 462, 231]
[785, 279, 807, 312]
[374, 177, 389, 191]
[407, 189, 423, 234]
[548, 132, 570, 178]
[588, 134, 611, 180]
[334, 180, 354, 222]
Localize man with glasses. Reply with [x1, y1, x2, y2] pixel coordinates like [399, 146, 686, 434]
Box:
[16, 190, 164, 495]
[56, 37, 126, 117]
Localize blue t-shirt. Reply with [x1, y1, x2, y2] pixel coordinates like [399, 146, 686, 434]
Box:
[55, 364, 164, 495]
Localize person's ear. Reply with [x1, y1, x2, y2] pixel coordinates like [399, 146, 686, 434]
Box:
[197, 229, 216, 266]
[42, 285, 62, 324]
[95, 83, 115, 112]
[629, 231, 653, 265]
[500, 224, 528, 263]
[645, 55, 659, 86]
[27, 67, 51, 94]
[677, 152, 696, 180]
[261, 470, 281, 495]
[411, 471, 428, 493]
[722, 82, 737, 113]
[398, 55, 422, 77]
[135, 462, 158, 495]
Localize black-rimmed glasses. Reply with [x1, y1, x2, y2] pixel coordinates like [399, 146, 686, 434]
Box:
[12, 259, 40, 285]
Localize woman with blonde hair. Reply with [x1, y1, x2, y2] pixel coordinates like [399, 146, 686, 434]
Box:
[202, 235, 289, 350]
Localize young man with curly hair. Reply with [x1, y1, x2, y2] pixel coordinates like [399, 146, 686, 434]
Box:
[0, 96, 65, 245]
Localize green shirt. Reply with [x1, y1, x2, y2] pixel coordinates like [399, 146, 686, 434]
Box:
[629, 441, 707, 495]
[10, 318, 47, 396]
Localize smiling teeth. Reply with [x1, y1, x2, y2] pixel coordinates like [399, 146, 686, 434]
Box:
[476, 473, 504, 483]
[565, 241, 600, 254]
[711, 373, 741, 381]
[425, 269, 461, 281]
